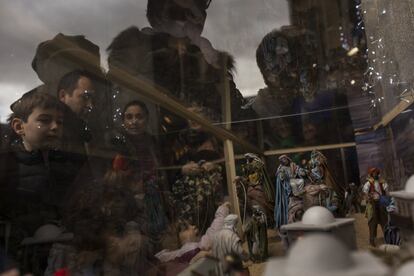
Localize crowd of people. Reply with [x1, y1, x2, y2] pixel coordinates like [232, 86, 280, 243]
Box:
[0, 66, 254, 275]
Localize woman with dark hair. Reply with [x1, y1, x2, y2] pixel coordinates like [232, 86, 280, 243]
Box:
[108, 100, 168, 239]
[115, 100, 158, 178]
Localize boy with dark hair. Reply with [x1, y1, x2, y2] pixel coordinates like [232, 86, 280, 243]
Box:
[0, 91, 84, 263]
[8, 90, 65, 151]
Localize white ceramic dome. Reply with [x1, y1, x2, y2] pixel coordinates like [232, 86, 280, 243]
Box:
[286, 234, 353, 275]
[395, 261, 414, 276]
[302, 206, 335, 225]
[405, 175, 414, 193]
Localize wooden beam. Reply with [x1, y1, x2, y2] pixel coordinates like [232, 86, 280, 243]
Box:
[263, 142, 356, 156]
[221, 60, 232, 131]
[223, 140, 241, 218]
[157, 143, 357, 167]
[373, 100, 413, 130]
[221, 57, 242, 225]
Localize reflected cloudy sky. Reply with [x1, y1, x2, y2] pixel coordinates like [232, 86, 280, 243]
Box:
[0, 0, 289, 122]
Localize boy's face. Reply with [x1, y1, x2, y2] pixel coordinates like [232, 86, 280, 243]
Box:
[12, 108, 63, 151]
[59, 76, 95, 118]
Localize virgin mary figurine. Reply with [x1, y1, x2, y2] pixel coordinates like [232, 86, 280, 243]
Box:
[274, 155, 297, 229]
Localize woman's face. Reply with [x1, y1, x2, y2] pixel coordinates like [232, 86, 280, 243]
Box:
[123, 105, 147, 135]
[187, 106, 203, 130]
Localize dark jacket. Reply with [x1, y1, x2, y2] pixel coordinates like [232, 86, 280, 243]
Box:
[107, 129, 161, 182]
[62, 106, 91, 156]
[0, 142, 85, 235]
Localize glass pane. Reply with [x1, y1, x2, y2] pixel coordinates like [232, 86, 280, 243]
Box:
[0, 1, 413, 275]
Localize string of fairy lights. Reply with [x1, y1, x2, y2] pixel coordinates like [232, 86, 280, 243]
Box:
[353, 1, 414, 111]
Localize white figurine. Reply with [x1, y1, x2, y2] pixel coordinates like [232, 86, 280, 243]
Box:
[391, 175, 414, 203]
[212, 214, 249, 262]
[394, 261, 414, 276]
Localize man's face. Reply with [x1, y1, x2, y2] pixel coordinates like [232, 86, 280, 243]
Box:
[12, 108, 63, 151]
[123, 105, 148, 135]
[60, 76, 95, 118]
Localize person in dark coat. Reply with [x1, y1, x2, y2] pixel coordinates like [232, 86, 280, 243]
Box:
[106, 101, 169, 244]
[57, 70, 96, 155]
[0, 91, 84, 267]
[57, 69, 113, 184]
[108, 100, 162, 183]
